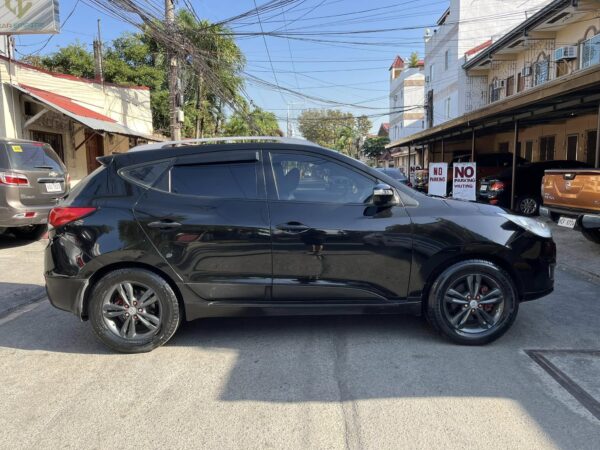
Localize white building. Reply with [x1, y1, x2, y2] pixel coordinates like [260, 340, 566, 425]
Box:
[423, 0, 552, 128]
[0, 37, 156, 182]
[388, 56, 425, 142]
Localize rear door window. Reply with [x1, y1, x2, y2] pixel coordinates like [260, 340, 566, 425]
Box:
[170, 162, 261, 199]
[7, 143, 64, 171]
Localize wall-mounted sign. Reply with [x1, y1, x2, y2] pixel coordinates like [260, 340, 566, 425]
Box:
[0, 0, 60, 35]
[428, 162, 447, 197]
[452, 162, 477, 201]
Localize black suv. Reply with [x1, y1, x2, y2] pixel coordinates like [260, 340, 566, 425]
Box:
[45, 138, 556, 353]
[0, 138, 69, 240]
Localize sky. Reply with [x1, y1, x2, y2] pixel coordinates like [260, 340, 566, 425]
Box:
[14, 0, 450, 133]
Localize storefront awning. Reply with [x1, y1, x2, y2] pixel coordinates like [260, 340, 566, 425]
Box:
[11, 83, 157, 141]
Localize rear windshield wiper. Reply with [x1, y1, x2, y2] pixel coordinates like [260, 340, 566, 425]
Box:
[34, 165, 54, 169]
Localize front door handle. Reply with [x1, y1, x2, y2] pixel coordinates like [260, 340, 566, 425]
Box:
[276, 222, 310, 233]
[147, 220, 182, 229]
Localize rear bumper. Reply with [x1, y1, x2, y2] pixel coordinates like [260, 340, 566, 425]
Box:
[540, 206, 600, 230]
[45, 274, 87, 317]
[0, 204, 52, 227]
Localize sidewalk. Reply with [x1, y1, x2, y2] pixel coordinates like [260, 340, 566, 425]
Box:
[0, 234, 47, 317]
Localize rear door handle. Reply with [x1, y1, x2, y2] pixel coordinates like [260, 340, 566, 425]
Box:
[147, 221, 182, 229]
[276, 222, 310, 233]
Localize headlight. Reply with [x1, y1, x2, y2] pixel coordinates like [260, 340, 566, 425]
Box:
[499, 213, 552, 238]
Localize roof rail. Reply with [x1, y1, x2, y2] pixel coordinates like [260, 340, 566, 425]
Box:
[129, 136, 321, 152]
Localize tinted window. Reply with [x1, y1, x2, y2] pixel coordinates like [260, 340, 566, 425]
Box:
[171, 163, 259, 199]
[378, 168, 407, 181]
[7, 143, 64, 171]
[121, 161, 171, 188]
[270, 152, 375, 204]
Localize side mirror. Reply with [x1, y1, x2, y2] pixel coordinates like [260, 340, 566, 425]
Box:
[372, 183, 399, 207]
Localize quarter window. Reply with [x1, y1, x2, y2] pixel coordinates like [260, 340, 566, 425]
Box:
[269, 153, 375, 204]
[170, 162, 260, 199]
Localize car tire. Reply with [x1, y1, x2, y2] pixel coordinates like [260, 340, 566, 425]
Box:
[88, 268, 181, 353]
[10, 224, 47, 240]
[515, 196, 540, 216]
[426, 260, 519, 345]
[581, 228, 600, 244]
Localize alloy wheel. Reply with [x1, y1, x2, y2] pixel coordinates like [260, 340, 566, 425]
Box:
[519, 198, 538, 215]
[442, 274, 506, 335]
[102, 282, 161, 339]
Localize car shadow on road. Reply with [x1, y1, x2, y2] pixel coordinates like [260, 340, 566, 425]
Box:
[0, 233, 43, 249]
[1, 297, 599, 447]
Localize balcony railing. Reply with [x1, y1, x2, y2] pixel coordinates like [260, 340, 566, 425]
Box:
[471, 33, 600, 108]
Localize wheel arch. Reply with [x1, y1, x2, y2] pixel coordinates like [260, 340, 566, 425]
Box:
[80, 261, 185, 321]
[420, 252, 523, 312]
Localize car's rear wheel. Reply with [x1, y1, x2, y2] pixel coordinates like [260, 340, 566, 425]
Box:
[426, 260, 518, 345]
[10, 224, 47, 240]
[581, 228, 600, 244]
[89, 269, 181, 353]
[515, 196, 539, 216]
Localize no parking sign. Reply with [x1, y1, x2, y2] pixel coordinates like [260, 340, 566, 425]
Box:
[452, 163, 477, 201]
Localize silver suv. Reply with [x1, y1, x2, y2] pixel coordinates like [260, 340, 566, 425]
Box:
[0, 138, 69, 240]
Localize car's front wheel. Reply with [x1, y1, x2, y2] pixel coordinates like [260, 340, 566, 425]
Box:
[89, 268, 181, 353]
[426, 260, 519, 345]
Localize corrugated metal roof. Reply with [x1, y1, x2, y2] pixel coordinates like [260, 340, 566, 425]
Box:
[11, 83, 156, 141]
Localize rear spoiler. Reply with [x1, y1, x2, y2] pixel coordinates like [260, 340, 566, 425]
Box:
[96, 154, 120, 166]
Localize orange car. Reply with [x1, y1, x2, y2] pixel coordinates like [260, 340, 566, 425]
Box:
[541, 169, 600, 243]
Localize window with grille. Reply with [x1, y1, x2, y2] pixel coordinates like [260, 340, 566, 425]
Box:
[580, 33, 600, 69]
[534, 60, 549, 86]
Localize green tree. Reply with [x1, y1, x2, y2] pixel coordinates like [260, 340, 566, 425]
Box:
[223, 107, 281, 136]
[356, 115, 372, 138]
[28, 42, 95, 78]
[362, 136, 390, 159]
[408, 52, 420, 68]
[22, 13, 246, 139]
[298, 109, 355, 150]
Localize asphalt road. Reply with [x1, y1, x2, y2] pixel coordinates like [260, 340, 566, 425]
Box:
[1, 227, 599, 449]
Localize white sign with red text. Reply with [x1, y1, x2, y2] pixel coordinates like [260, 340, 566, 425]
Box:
[428, 163, 448, 197]
[452, 162, 477, 201]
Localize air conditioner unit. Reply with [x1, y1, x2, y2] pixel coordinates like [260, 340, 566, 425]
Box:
[522, 66, 532, 77]
[492, 79, 504, 89]
[499, 79, 506, 88]
[554, 46, 578, 61]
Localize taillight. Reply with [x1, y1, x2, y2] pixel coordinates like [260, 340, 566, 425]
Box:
[66, 173, 71, 189]
[0, 172, 29, 186]
[490, 181, 505, 191]
[49, 207, 96, 228]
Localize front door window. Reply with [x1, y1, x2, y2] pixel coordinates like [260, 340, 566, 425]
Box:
[269, 152, 375, 204]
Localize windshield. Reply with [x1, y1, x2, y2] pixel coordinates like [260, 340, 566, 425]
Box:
[7, 142, 64, 172]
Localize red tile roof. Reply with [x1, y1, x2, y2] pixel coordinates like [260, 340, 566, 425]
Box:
[465, 40, 493, 57]
[389, 56, 404, 70]
[19, 84, 117, 123]
[0, 55, 149, 91]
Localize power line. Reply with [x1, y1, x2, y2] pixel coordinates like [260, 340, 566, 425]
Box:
[253, 0, 288, 104]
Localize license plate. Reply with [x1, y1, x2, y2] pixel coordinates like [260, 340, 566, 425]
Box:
[45, 182, 62, 193]
[557, 216, 576, 228]
[480, 185, 488, 192]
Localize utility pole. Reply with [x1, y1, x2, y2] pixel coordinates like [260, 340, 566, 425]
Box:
[166, 0, 182, 140]
[93, 20, 104, 85]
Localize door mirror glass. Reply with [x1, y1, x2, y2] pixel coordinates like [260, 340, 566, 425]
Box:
[372, 183, 399, 207]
